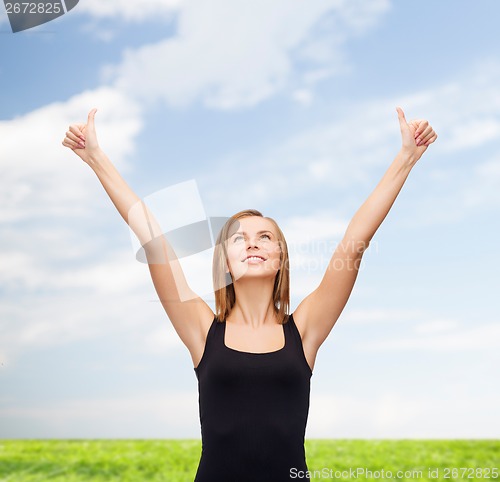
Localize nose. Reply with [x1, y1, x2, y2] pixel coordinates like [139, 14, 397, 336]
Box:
[246, 237, 260, 249]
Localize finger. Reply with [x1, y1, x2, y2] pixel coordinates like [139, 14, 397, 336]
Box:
[66, 130, 86, 147]
[414, 120, 429, 139]
[416, 126, 434, 145]
[424, 133, 438, 146]
[62, 139, 80, 150]
[62, 138, 84, 150]
[418, 128, 435, 145]
[69, 125, 86, 141]
[66, 134, 85, 148]
[408, 121, 420, 136]
[62, 139, 76, 150]
[419, 126, 434, 140]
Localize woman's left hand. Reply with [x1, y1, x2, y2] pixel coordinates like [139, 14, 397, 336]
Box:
[397, 106, 438, 165]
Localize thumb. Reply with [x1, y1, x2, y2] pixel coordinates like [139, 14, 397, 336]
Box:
[87, 108, 98, 132]
[396, 106, 408, 131]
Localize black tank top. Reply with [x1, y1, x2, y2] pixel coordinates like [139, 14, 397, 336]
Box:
[193, 313, 313, 482]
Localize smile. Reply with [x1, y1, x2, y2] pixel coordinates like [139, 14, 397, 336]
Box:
[243, 256, 266, 262]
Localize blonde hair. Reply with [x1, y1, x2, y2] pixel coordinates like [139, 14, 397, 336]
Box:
[212, 209, 290, 324]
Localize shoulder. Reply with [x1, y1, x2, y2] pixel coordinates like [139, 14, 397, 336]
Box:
[289, 311, 306, 339]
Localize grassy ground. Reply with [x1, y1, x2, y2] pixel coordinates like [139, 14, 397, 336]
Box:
[0, 439, 498, 481]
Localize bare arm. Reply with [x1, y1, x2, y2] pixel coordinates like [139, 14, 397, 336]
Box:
[62, 109, 214, 361]
[344, 109, 437, 245]
[294, 107, 438, 355]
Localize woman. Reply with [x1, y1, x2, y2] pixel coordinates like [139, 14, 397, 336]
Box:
[62, 108, 437, 481]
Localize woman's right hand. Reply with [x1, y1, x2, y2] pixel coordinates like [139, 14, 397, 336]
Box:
[61, 108, 101, 165]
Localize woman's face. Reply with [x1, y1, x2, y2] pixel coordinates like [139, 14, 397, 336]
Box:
[225, 216, 282, 283]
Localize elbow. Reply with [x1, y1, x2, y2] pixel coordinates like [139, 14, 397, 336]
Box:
[356, 239, 370, 255]
[342, 236, 371, 256]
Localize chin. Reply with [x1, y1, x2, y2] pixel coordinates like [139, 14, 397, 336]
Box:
[234, 271, 277, 281]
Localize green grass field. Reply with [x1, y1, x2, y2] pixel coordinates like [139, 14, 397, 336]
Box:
[0, 440, 498, 481]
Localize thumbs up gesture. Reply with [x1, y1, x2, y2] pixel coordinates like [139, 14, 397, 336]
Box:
[62, 108, 101, 165]
[396, 106, 437, 165]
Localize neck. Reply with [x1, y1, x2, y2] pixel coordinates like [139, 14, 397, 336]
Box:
[229, 277, 277, 328]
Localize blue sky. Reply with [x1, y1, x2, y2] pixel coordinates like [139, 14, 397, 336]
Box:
[1, 0, 499, 440]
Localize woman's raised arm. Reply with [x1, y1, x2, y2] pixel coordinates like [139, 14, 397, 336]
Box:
[62, 109, 214, 365]
[294, 107, 438, 359]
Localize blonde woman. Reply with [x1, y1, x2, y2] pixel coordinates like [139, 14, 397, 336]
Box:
[62, 108, 437, 481]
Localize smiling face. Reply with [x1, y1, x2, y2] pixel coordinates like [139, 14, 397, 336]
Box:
[212, 209, 290, 323]
[225, 216, 282, 282]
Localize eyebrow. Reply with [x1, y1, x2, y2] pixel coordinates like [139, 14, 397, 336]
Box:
[232, 230, 273, 236]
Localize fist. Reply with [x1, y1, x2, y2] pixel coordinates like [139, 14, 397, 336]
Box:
[396, 106, 437, 164]
[61, 108, 100, 164]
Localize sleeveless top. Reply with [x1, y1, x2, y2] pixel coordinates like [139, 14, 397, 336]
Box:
[193, 313, 313, 482]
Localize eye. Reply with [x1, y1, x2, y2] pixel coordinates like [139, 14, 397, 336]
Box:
[260, 234, 271, 240]
[233, 235, 244, 242]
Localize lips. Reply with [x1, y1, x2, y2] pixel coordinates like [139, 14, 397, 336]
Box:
[243, 255, 266, 262]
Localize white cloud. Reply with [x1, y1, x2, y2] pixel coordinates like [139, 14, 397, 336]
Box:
[76, 0, 183, 22]
[461, 153, 500, 209]
[302, 67, 337, 85]
[0, 282, 186, 364]
[104, 0, 390, 110]
[444, 118, 500, 151]
[283, 212, 348, 246]
[0, 86, 143, 222]
[0, 292, 192, 380]
[396, 149, 500, 228]
[356, 322, 500, 352]
[199, 102, 397, 213]
[49, 249, 148, 294]
[0, 90, 186, 365]
[142, 323, 184, 355]
[404, 60, 500, 154]
[280, 212, 352, 300]
[4, 387, 498, 439]
[292, 88, 314, 106]
[307, 391, 500, 438]
[339, 0, 391, 32]
[0, 391, 200, 438]
[414, 318, 460, 334]
[0, 235, 144, 293]
[198, 58, 500, 230]
[0, 84, 164, 367]
[341, 308, 424, 325]
[0, 85, 162, 366]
